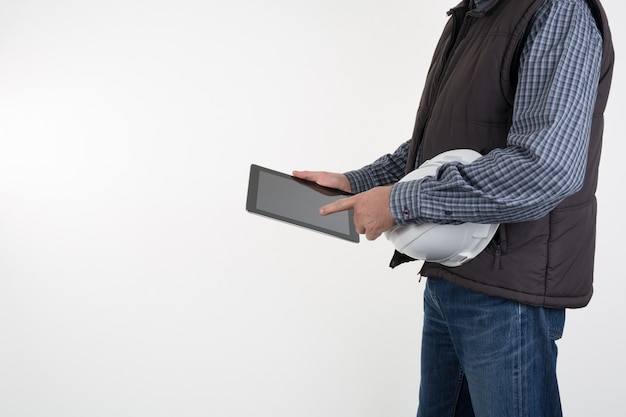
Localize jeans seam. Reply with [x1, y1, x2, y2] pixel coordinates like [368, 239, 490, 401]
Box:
[516, 303, 524, 417]
[450, 371, 466, 417]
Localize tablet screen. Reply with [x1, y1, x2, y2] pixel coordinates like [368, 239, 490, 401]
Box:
[246, 164, 359, 243]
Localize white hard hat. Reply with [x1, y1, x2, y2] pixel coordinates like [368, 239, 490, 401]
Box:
[384, 149, 499, 267]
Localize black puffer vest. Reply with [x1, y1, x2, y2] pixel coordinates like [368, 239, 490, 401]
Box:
[391, 0, 614, 308]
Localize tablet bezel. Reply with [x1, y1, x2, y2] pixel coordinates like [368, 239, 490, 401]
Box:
[246, 164, 359, 243]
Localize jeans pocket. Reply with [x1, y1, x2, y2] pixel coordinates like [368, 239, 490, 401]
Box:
[546, 308, 566, 340]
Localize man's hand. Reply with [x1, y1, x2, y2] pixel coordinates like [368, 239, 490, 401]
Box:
[320, 186, 396, 241]
[292, 170, 352, 194]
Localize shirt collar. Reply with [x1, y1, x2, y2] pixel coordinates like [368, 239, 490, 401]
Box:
[468, 0, 499, 16]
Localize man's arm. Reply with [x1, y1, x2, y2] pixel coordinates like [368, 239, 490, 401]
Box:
[391, 0, 603, 226]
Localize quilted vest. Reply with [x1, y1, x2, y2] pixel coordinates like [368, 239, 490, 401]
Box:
[391, 0, 614, 308]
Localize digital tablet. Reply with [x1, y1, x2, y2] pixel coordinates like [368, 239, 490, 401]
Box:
[246, 164, 359, 243]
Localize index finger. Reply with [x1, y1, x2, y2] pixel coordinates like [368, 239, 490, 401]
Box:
[320, 196, 355, 216]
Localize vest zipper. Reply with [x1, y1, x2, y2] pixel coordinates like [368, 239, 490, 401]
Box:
[412, 6, 469, 168]
[430, 7, 466, 105]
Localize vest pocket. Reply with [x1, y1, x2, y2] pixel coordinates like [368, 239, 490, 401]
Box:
[489, 225, 507, 269]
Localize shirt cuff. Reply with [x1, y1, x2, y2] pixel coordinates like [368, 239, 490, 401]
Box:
[390, 180, 424, 226]
[344, 169, 377, 195]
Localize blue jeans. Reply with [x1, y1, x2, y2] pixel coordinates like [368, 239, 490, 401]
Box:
[418, 277, 566, 417]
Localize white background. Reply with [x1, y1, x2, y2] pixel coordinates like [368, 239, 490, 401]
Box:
[0, 1, 622, 416]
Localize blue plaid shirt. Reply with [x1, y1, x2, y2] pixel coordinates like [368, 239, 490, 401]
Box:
[344, 0, 603, 226]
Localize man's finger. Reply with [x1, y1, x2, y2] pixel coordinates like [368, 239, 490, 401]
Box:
[320, 196, 355, 215]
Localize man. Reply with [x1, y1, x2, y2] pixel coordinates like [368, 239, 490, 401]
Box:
[293, 0, 614, 416]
